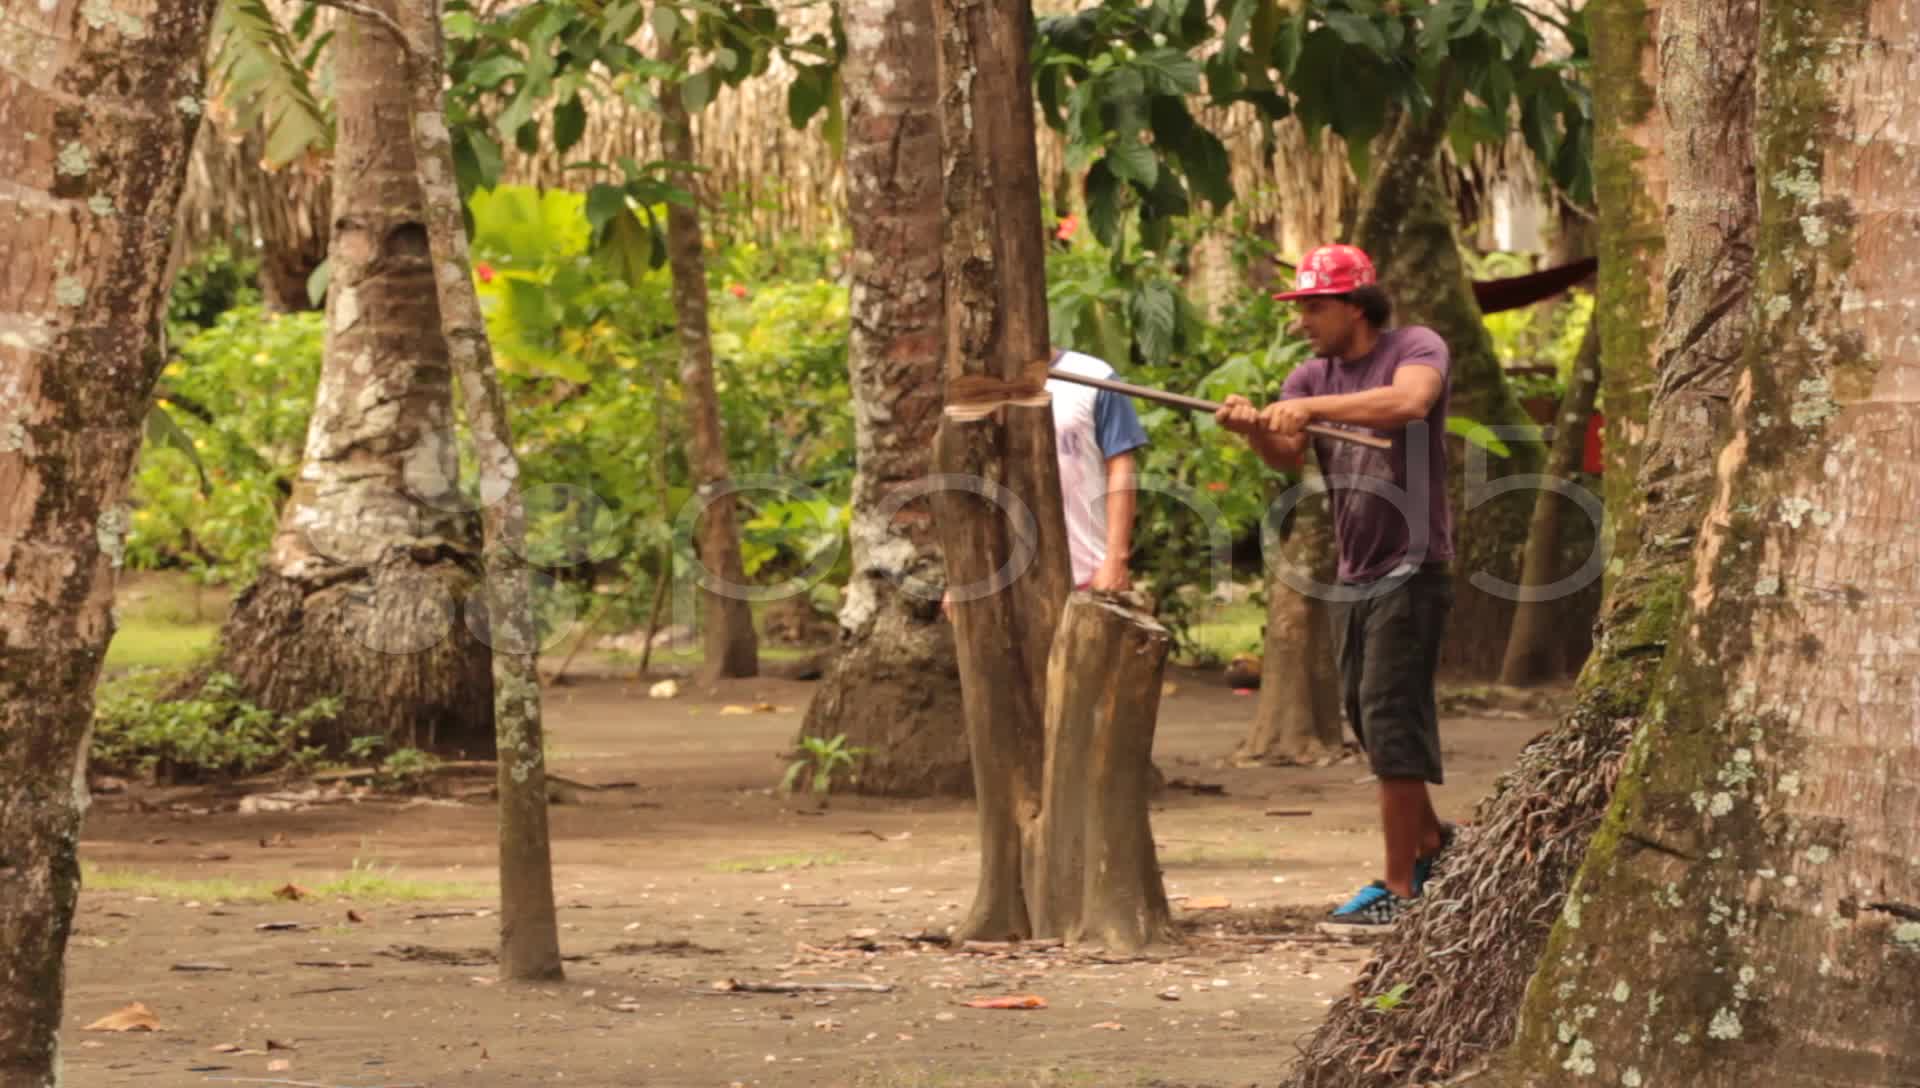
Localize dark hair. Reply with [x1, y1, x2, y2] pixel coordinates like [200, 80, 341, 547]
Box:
[1343, 286, 1393, 329]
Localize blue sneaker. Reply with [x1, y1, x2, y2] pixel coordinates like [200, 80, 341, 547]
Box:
[1413, 822, 1460, 895]
[1319, 880, 1407, 933]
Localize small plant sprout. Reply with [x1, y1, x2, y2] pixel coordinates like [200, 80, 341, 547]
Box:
[781, 733, 871, 799]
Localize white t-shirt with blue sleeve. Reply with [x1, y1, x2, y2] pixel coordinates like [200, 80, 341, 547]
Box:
[1046, 350, 1150, 587]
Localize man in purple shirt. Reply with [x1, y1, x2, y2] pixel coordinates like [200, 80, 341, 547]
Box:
[1217, 244, 1456, 931]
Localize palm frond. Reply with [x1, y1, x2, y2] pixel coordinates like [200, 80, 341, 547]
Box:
[211, 0, 335, 168]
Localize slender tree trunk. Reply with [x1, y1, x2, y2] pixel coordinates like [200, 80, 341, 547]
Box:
[796, 0, 969, 796]
[395, 1, 561, 982]
[0, 2, 218, 1080]
[659, 38, 757, 683]
[1494, 2, 1920, 1081]
[1352, 103, 1568, 680]
[1284, 0, 1760, 1081]
[1236, 474, 1342, 765]
[1498, 319, 1604, 686]
[928, 0, 1073, 942]
[212, 0, 494, 760]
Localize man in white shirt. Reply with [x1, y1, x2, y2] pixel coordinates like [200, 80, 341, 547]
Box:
[943, 349, 1149, 613]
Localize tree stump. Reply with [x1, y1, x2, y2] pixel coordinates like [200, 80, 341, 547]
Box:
[1034, 593, 1177, 952]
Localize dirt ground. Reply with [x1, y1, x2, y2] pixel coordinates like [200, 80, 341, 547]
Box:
[66, 666, 1555, 1088]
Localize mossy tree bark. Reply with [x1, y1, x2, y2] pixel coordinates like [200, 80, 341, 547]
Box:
[0, 1, 218, 1080]
[660, 35, 757, 684]
[1491, 1, 1920, 1082]
[395, 1, 561, 982]
[1283, 0, 1760, 1081]
[213, 0, 494, 761]
[796, 0, 969, 796]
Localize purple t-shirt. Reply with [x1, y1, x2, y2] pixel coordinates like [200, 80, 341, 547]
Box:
[1280, 326, 1455, 583]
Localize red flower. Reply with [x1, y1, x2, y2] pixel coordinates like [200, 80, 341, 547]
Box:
[728, 284, 748, 299]
[1055, 215, 1080, 241]
[476, 262, 495, 284]
[1205, 481, 1228, 493]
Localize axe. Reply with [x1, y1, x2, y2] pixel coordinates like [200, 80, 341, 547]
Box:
[1047, 368, 1393, 451]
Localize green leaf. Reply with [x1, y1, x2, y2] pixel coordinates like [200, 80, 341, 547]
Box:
[584, 184, 629, 238]
[305, 258, 330, 308]
[1132, 281, 1178, 365]
[1323, 10, 1388, 55]
[553, 95, 587, 155]
[211, 0, 332, 167]
[461, 129, 504, 192]
[681, 70, 716, 114]
[1134, 49, 1203, 95]
[1106, 134, 1158, 187]
[787, 65, 830, 128]
[462, 54, 522, 90]
[1085, 160, 1123, 248]
[145, 402, 212, 496]
[1447, 416, 1511, 457]
[651, 4, 684, 47]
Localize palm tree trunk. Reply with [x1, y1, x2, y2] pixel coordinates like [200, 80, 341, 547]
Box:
[212, 0, 494, 761]
[1236, 477, 1342, 765]
[0, 2, 219, 1078]
[795, 0, 970, 796]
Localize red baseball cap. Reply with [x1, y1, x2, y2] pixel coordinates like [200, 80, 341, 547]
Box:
[1273, 244, 1377, 301]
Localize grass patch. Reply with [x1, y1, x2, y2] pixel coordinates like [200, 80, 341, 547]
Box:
[105, 573, 227, 671]
[708, 852, 847, 873]
[104, 619, 218, 671]
[1159, 843, 1273, 868]
[1174, 600, 1264, 667]
[82, 860, 490, 902]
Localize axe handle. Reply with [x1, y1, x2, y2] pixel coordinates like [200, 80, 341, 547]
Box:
[1047, 367, 1394, 451]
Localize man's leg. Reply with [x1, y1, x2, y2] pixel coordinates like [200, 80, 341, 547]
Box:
[1380, 778, 1431, 898]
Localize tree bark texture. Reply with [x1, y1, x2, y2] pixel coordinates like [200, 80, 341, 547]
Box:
[0, 1, 217, 1081]
[796, 0, 969, 796]
[396, 0, 560, 983]
[1032, 594, 1176, 952]
[1494, 2, 1920, 1083]
[1498, 318, 1604, 686]
[1282, 0, 1758, 1082]
[660, 37, 757, 683]
[929, 0, 1073, 943]
[1352, 104, 1579, 680]
[213, 1, 494, 760]
[1236, 473, 1342, 765]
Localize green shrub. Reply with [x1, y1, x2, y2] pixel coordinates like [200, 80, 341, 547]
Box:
[91, 669, 341, 782]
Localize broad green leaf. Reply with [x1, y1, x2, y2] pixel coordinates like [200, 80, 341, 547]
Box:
[463, 54, 521, 90]
[305, 258, 330, 308]
[145, 402, 212, 495]
[1447, 415, 1511, 457]
[1106, 134, 1158, 188]
[211, 0, 332, 167]
[1132, 281, 1178, 365]
[682, 69, 716, 113]
[584, 184, 630, 238]
[1134, 49, 1203, 95]
[1085, 160, 1123, 247]
[1323, 11, 1388, 55]
[553, 95, 587, 155]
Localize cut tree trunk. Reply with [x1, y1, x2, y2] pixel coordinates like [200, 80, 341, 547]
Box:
[1281, 0, 1761, 1082]
[1033, 594, 1176, 952]
[1494, 1, 1920, 1081]
[1236, 473, 1342, 765]
[1352, 103, 1573, 681]
[212, 0, 494, 760]
[930, 0, 1072, 943]
[396, 0, 561, 983]
[795, 0, 969, 796]
[660, 37, 757, 683]
[0, 1, 219, 1080]
[1497, 318, 1604, 686]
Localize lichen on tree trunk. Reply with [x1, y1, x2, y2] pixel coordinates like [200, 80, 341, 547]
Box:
[796, 0, 969, 796]
[0, 2, 219, 1080]
[659, 36, 757, 684]
[396, 0, 560, 983]
[1282, 0, 1758, 1081]
[213, 2, 494, 760]
[1491, 1, 1920, 1081]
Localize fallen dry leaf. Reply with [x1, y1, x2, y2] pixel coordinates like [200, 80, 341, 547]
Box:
[266, 1039, 297, 1051]
[718, 705, 753, 716]
[961, 994, 1047, 1010]
[268, 1059, 291, 1072]
[1092, 1021, 1125, 1031]
[272, 883, 309, 901]
[346, 910, 365, 924]
[211, 1044, 242, 1054]
[1180, 896, 1233, 911]
[85, 1003, 161, 1032]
